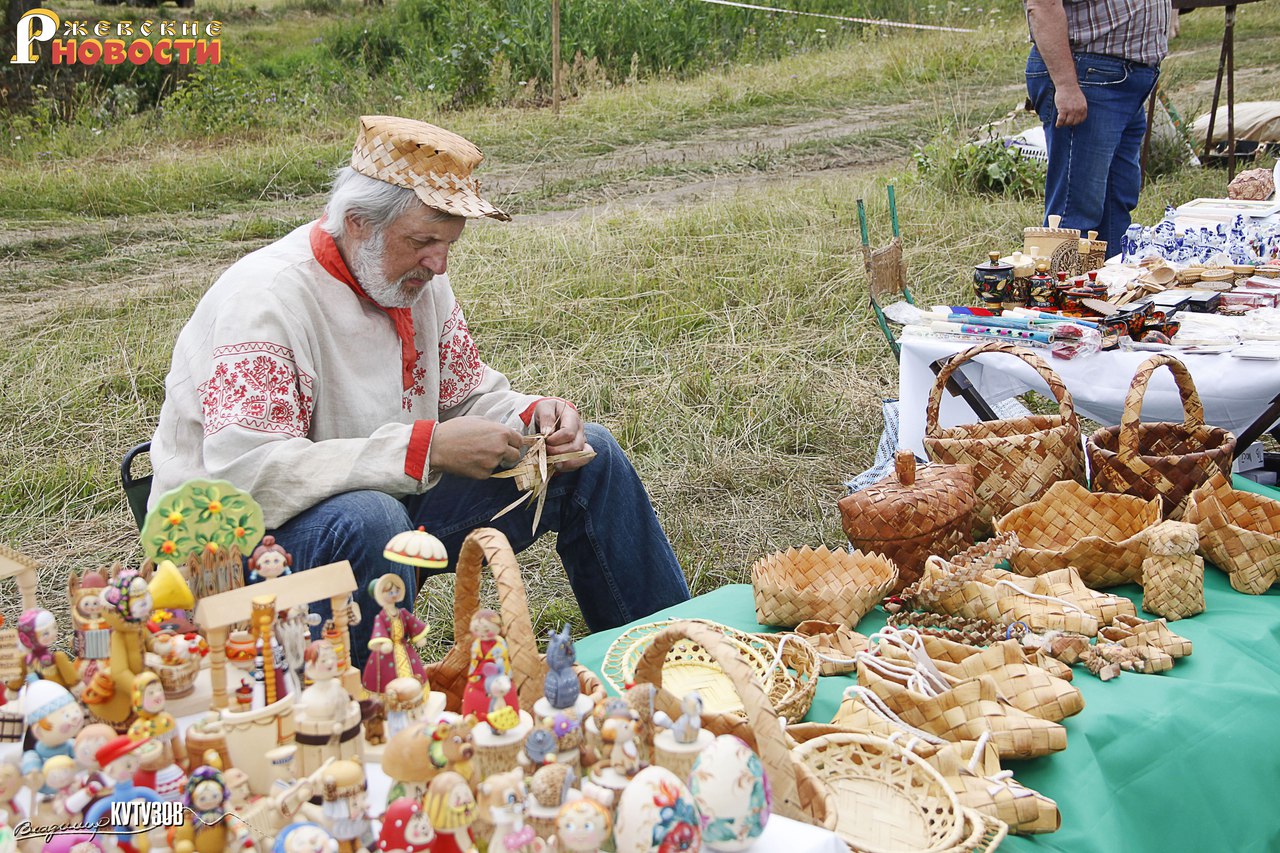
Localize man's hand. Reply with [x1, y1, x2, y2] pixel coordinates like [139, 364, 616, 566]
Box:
[531, 398, 593, 472]
[1054, 84, 1088, 126]
[431, 416, 524, 479]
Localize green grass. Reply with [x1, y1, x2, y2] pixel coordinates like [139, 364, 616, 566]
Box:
[2, 0, 1278, 654]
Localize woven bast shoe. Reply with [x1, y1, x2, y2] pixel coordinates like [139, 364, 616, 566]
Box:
[1036, 567, 1138, 627]
[929, 735, 1061, 835]
[855, 653, 1067, 760]
[791, 620, 867, 676]
[876, 631, 1084, 723]
[1110, 614, 1193, 659]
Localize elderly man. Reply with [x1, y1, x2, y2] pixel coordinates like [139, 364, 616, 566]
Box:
[149, 117, 690, 663]
[1024, 0, 1168, 256]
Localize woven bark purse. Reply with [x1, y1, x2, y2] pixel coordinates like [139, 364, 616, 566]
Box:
[1086, 355, 1234, 521]
[924, 343, 1086, 537]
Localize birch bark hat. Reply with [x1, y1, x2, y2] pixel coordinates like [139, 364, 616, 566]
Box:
[350, 115, 510, 221]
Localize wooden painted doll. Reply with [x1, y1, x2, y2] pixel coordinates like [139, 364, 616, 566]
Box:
[172, 766, 243, 853]
[422, 771, 479, 853]
[550, 799, 613, 853]
[13, 608, 80, 692]
[84, 568, 152, 727]
[249, 536, 294, 583]
[69, 569, 111, 661]
[361, 575, 429, 697]
[319, 759, 375, 853]
[376, 797, 437, 853]
[128, 672, 188, 798]
[461, 609, 518, 724]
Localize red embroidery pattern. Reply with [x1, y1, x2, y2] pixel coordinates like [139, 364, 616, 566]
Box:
[403, 349, 428, 412]
[199, 342, 315, 437]
[438, 303, 485, 411]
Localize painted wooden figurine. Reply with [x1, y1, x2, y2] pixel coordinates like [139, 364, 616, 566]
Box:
[20, 680, 85, 795]
[83, 568, 153, 727]
[383, 716, 477, 803]
[0, 761, 26, 825]
[13, 608, 80, 693]
[173, 766, 247, 853]
[249, 536, 294, 583]
[295, 640, 364, 777]
[319, 759, 375, 853]
[362, 574, 429, 697]
[274, 822, 340, 853]
[68, 568, 111, 661]
[422, 770, 480, 853]
[128, 671, 189, 798]
[550, 799, 613, 853]
[478, 768, 546, 853]
[462, 609, 519, 724]
[542, 625, 580, 711]
[376, 797, 437, 853]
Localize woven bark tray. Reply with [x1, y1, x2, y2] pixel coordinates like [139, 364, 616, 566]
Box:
[752, 545, 898, 628]
[632, 620, 838, 831]
[422, 528, 604, 713]
[1186, 473, 1280, 594]
[994, 479, 1161, 588]
[1086, 355, 1234, 520]
[924, 343, 1086, 538]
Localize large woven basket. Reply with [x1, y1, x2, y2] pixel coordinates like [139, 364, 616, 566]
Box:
[752, 545, 898, 628]
[994, 479, 1161, 587]
[791, 731, 967, 852]
[839, 452, 976, 592]
[1086, 355, 1234, 520]
[422, 528, 605, 712]
[632, 620, 837, 830]
[602, 619, 817, 726]
[924, 343, 1086, 537]
[1187, 473, 1280, 594]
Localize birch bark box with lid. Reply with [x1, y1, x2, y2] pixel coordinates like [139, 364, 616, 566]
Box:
[838, 451, 977, 593]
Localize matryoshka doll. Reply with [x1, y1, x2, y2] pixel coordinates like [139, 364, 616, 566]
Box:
[461, 609, 519, 724]
[376, 797, 436, 853]
[13, 608, 80, 693]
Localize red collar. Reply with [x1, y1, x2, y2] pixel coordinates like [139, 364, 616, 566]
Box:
[310, 220, 419, 391]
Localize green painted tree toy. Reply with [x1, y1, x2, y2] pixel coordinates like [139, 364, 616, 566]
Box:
[141, 479, 265, 598]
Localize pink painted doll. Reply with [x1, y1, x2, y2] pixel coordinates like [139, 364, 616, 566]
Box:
[361, 574, 430, 696]
[461, 609, 518, 724]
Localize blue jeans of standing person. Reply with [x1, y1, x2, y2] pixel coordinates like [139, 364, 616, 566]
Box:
[1025, 47, 1159, 258]
[258, 423, 690, 668]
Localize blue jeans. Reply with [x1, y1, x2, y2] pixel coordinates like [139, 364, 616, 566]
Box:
[1026, 48, 1159, 257]
[258, 423, 689, 667]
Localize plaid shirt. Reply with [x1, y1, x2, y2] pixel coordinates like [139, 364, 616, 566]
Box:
[1062, 0, 1170, 65]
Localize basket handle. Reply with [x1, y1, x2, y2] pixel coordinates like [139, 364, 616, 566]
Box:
[632, 620, 802, 820]
[451, 527, 546, 710]
[1116, 355, 1206, 461]
[925, 342, 1078, 434]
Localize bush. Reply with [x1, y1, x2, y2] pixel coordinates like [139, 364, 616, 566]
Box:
[915, 131, 1046, 198]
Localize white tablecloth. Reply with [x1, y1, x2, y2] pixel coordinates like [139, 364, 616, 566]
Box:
[897, 337, 1280, 458]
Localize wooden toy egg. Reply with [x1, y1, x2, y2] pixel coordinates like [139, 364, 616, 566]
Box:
[613, 765, 703, 853]
[688, 735, 770, 852]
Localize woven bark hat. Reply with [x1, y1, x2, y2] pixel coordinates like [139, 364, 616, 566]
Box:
[351, 115, 510, 221]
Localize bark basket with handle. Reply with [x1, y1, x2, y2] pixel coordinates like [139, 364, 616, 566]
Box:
[924, 342, 1085, 537]
[423, 527, 604, 712]
[1086, 354, 1234, 521]
[633, 620, 836, 830]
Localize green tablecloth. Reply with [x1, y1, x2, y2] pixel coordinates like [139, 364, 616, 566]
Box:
[575, 478, 1280, 853]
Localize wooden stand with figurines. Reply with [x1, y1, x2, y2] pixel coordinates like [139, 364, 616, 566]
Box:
[294, 638, 365, 778]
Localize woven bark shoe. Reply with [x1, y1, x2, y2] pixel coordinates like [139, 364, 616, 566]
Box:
[928, 737, 1061, 835]
[1111, 614, 1192, 658]
[879, 639, 1084, 722]
[855, 655, 1067, 760]
[792, 620, 868, 676]
[1095, 627, 1175, 673]
[1037, 568, 1138, 627]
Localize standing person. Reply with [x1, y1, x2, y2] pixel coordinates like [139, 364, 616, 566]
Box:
[148, 116, 690, 666]
[1024, 0, 1169, 256]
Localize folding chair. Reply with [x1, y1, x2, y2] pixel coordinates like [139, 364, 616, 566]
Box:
[121, 441, 153, 531]
[858, 186, 999, 422]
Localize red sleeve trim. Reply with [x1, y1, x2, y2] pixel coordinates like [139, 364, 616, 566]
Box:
[405, 420, 436, 481]
[519, 397, 578, 427]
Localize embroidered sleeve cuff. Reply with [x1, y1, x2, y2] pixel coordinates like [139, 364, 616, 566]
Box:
[405, 420, 436, 481]
[518, 397, 578, 427]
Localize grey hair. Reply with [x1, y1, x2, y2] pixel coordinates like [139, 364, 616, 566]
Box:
[321, 167, 455, 241]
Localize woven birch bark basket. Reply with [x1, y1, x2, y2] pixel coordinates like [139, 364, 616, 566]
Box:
[924, 343, 1085, 537]
[1186, 472, 1280, 594]
[1086, 354, 1234, 521]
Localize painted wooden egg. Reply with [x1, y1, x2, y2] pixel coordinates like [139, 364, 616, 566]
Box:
[614, 765, 703, 853]
[688, 735, 770, 852]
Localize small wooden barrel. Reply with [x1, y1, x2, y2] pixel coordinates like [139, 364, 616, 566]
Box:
[472, 711, 533, 783]
[654, 728, 713, 783]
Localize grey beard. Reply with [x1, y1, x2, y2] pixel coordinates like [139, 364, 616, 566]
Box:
[349, 231, 429, 309]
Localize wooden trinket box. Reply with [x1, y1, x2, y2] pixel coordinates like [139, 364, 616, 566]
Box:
[838, 451, 976, 592]
[1024, 215, 1082, 277]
